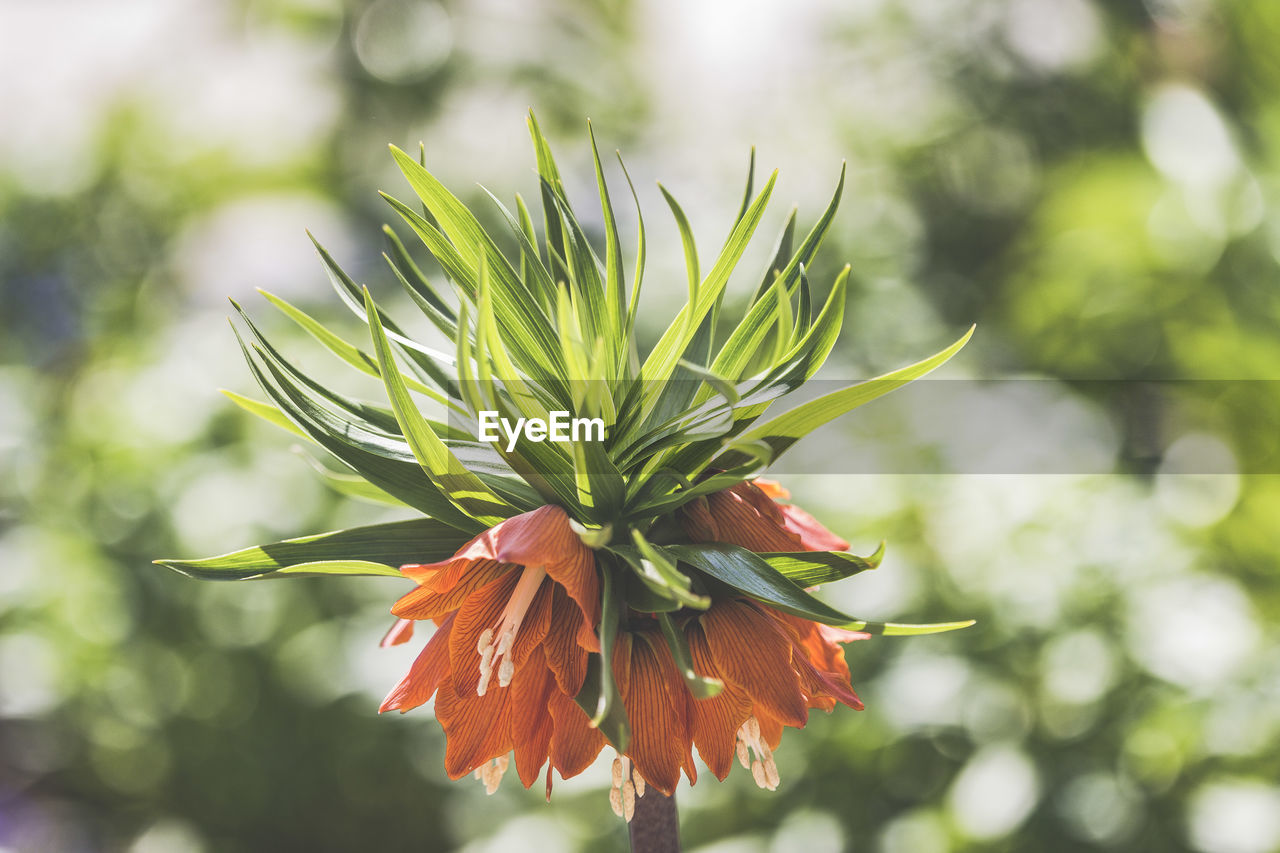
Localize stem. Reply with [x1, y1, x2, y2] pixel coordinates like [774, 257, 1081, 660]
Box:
[628, 787, 680, 853]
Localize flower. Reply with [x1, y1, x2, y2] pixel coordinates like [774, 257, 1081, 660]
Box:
[377, 489, 869, 803]
[161, 123, 974, 817]
[378, 505, 608, 792]
[614, 597, 867, 796]
[680, 479, 850, 553]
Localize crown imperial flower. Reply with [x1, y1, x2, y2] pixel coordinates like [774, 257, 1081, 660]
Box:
[157, 114, 973, 828]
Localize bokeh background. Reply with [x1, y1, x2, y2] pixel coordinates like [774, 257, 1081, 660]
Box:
[3, 0, 1279, 851]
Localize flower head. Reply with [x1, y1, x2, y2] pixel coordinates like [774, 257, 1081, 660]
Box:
[378, 506, 607, 790]
[159, 116, 973, 814]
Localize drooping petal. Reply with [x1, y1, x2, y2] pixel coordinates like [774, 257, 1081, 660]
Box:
[702, 600, 807, 728]
[686, 622, 752, 780]
[510, 645, 556, 787]
[619, 631, 690, 796]
[379, 612, 456, 713]
[392, 560, 509, 621]
[682, 483, 804, 552]
[449, 570, 521, 695]
[791, 644, 863, 711]
[403, 507, 601, 652]
[511, 580, 553, 666]
[547, 688, 607, 778]
[490, 506, 599, 652]
[752, 478, 790, 500]
[755, 710, 784, 750]
[543, 586, 589, 696]
[778, 504, 849, 551]
[434, 674, 513, 778]
[380, 617, 416, 648]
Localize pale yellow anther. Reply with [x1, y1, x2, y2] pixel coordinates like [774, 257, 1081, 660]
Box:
[764, 757, 780, 790]
[609, 786, 624, 817]
[497, 656, 515, 687]
[477, 628, 494, 655]
[751, 759, 768, 789]
[478, 755, 509, 795]
[611, 757, 623, 788]
[736, 739, 750, 770]
[633, 771, 646, 798]
[622, 780, 636, 822]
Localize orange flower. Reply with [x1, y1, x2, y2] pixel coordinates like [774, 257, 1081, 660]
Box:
[378, 505, 607, 793]
[681, 479, 850, 552]
[379, 487, 866, 805]
[613, 598, 866, 795]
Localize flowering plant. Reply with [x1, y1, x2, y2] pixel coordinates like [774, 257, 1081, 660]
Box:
[157, 115, 972, 840]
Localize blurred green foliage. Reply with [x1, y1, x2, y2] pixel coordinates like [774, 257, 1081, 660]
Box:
[3, 1, 1279, 851]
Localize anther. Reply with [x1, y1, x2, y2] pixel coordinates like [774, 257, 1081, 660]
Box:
[610, 786, 624, 817]
[622, 780, 636, 822]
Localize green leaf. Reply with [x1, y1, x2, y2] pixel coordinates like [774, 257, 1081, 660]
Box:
[657, 613, 723, 699]
[610, 537, 710, 611]
[719, 325, 976, 468]
[221, 389, 309, 439]
[616, 151, 647, 372]
[659, 183, 700, 309]
[843, 619, 977, 636]
[576, 558, 629, 750]
[364, 287, 514, 526]
[638, 171, 777, 413]
[664, 543, 857, 625]
[762, 541, 885, 587]
[588, 120, 625, 347]
[155, 518, 472, 581]
[236, 328, 481, 531]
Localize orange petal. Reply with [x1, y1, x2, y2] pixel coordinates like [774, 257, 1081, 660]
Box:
[510, 646, 555, 787]
[434, 676, 513, 779]
[792, 644, 863, 711]
[620, 631, 690, 796]
[544, 587, 588, 696]
[753, 478, 790, 500]
[779, 504, 849, 551]
[756, 710, 784, 749]
[448, 570, 520, 695]
[392, 561, 509, 620]
[493, 506, 600, 653]
[685, 623, 752, 780]
[702, 600, 807, 728]
[547, 688, 607, 778]
[683, 485, 802, 552]
[379, 612, 456, 713]
[512, 579, 553, 667]
[380, 617, 415, 648]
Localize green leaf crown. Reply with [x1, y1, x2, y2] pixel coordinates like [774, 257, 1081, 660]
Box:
[158, 113, 972, 636]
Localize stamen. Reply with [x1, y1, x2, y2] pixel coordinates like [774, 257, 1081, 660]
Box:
[609, 786, 624, 817]
[737, 716, 781, 790]
[612, 756, 623, 788]
[633, 771, 646, 798]
[751, 759, 767, 789]
[474, 565, 548, 696]
[477, 755, 509, 795]
[622, 780, 636, 822]
[764, 756, 780, 790]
